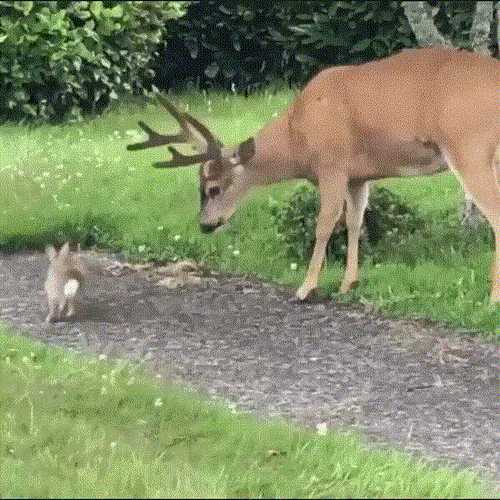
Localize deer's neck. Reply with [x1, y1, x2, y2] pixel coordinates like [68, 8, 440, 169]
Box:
[246, 114, 298, 185]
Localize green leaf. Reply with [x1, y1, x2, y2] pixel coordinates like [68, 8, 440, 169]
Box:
[13, 1, 33, 15]
[109, 5, 123, 18]
[204, 61, 219, 79]
[350, 38, 371, 53]
[90, 1, 102, 18]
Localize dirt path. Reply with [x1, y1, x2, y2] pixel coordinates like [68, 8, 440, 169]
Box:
[0, 251, 498, 482]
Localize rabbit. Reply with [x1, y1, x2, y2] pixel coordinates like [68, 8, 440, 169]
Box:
[44, 242, 85, 323]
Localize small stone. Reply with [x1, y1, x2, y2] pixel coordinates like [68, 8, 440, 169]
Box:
[156, 277, 181, 289]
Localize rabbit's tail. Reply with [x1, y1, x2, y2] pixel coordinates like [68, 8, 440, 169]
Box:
[64, 279, 80, 298]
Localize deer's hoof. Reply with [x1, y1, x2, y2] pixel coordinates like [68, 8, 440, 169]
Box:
[339, 280, 359, 294]
[295, 285, 315, 302]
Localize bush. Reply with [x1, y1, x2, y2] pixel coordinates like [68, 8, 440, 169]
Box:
[0, 1, 185, 121]
[156, 1, 495, 93]
[156, 1, 418, 93]
[269, 183, 425, 263]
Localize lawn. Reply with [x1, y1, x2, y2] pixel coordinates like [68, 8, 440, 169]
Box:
[0, 90, 497, 333]
[0, 329, 493, 498]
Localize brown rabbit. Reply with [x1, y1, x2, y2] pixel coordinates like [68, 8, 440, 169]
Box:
[44, 242, 85, 323]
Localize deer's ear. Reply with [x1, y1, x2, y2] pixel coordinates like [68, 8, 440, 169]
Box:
[59, 242, 70, 257]
[236, 137, 255, 164]
[45, 245, 58, 261]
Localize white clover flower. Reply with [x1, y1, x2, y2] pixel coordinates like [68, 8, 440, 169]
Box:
[290, 263, 298, 271]
[101, 386, 107, 395]
[154, 397, 163, 407]
[98, 354, 107, 361]
[174, 234, 181, 241]
[22, 356, 29, 364]
[157, 225, 164, 231]
[232, 249, 240, 256]
[138, 245, 146, 253]
[110, 441, 117, 449]
[316, 422, 328, 435]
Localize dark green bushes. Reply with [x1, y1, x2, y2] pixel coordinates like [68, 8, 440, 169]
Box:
[269, 183, 426, 263]
[156, 1, 417, 92]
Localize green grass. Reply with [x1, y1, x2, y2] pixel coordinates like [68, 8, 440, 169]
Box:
[0, 329, 494, 498]
[0, 90, 497, 333]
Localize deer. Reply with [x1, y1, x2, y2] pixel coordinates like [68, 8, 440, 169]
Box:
[128, 47, 499, 304]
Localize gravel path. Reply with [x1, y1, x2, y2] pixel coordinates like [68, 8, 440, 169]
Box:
[0, 250, 498, 483]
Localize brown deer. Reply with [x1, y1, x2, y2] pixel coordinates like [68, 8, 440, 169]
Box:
[128, 47, 499, 303]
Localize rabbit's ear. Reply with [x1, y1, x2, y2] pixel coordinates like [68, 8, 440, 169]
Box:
[45, 245, 58, 261]
[59, 242, 70, 257]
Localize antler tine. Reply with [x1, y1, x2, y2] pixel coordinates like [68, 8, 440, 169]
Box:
[158, 95, 223, 152]
[126, 120, 187, 151]
[153, 146, 211, 169]
[127, 95, 224, 166]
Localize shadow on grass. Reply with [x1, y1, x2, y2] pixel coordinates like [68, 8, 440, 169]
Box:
[0, 213, 121, 253]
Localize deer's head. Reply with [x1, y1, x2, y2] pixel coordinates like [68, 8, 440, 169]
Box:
[127, 97, 256, 232]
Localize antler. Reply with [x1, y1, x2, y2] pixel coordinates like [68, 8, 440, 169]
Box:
[127, 96, 223, 167]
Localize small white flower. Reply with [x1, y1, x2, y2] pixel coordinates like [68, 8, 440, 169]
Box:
[110, 441, 117, 449]
[98, 354, 107, 361]
[157, 225, 164, 231]
[76, 172, 83, 178]
[290, 262, 298, 271]
[138, 245, 146, 253]
[232, 249, 240, 256]
[40, 183, 45, 189]
[100, 386, 107, 395]
[154, 397, 163, 407]
[126, 377, 135, 386]
[22, 356, 30, 363]
[155, 374, 162, 379]
[174, 234, 181, 241]
[316, 422, 328, 435]
[227, 244, 233, 250]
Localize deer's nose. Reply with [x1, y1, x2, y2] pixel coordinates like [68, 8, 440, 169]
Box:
[200, 223, 219, 234]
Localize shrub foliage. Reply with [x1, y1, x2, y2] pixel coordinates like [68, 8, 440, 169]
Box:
[269, 183, 425, 263]
[157, 1, 418, 92]
[0, 1, 185, 121]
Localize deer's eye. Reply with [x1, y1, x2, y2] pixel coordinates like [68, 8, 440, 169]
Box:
[208, 186, 221, 198]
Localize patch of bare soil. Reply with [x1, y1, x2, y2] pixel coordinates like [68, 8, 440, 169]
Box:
[0, 251, 497, 483]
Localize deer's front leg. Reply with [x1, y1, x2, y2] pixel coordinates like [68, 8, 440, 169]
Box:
[296, 174, 347, 301]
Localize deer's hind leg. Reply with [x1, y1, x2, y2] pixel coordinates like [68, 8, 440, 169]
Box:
[445, 141, 500, 303]
[340, 180, 370, 294]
